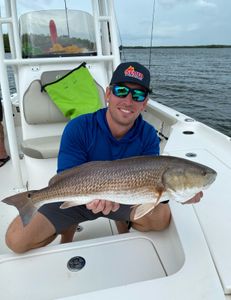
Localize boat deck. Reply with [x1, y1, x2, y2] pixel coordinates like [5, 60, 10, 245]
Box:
[1, 102, 231, 299]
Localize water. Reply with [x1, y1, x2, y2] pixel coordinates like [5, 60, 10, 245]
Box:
[122, 47, 231, 137]
[1, 48, 231, 137]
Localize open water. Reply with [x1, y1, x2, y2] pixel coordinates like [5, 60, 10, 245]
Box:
[122, 47, 231, 137]
[1, 48, 231, 137]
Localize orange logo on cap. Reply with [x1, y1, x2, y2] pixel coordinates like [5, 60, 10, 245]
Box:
[124, 66, 144, 81]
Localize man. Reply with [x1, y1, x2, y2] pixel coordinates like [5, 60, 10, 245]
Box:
[5, 62, 202, 253]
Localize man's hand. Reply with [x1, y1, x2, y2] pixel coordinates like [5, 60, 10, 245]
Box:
[86, 200, 120, 215]
[182, 191, 203, 204]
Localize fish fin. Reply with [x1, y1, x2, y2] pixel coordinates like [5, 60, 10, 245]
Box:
[60, 201, 80, 209]
[48, 169, 76, 186]
[133, 203, 156, 220]
[2, 191, 37, 226]
[48, 173, 62, 186]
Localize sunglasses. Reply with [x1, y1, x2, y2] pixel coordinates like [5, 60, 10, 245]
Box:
[111, 85, 148, 102]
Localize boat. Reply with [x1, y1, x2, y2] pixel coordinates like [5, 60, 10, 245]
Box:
[0, 1, 230, 299]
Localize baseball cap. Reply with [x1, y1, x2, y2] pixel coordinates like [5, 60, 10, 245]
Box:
[110, 62, 151, 92]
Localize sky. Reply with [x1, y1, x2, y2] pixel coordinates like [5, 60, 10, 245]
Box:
[0, 0, 230, 46]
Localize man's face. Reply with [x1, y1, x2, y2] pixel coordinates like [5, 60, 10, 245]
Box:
[105, 82, 148, 128]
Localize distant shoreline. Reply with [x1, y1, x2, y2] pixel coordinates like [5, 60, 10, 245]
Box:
[5, 44, 231, 53]
[122, 45, 231, 49]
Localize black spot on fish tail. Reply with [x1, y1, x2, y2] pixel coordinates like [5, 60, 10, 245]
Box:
[2, 191, 38, 226]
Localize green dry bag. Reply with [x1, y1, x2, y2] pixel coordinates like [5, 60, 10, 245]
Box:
[43, 62, 102, 119]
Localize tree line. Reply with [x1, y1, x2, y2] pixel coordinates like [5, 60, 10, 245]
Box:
[3, 34, 10, 52]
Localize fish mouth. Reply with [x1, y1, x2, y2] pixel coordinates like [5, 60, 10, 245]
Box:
[203, 170, 217, 188]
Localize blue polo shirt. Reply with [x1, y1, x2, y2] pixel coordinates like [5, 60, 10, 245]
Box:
[57, 108, 160, 173]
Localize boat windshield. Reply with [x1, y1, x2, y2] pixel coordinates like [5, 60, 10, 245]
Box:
[19, 9, 96, 58]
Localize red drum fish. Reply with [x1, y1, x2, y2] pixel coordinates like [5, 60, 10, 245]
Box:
[2, 155, 217, 226]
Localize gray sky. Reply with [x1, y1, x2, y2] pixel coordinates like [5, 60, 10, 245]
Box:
[0, 0, 230, 46]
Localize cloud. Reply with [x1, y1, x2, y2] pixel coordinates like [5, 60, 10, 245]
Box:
[159, 0, 217, 9]
[120, 21, 200, 46]
[186, 23, 200, 31]
[154, 22, 199, 38]
[196, 0, 217, 8]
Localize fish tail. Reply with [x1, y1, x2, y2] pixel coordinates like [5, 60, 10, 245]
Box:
[2, 191, 38, 226]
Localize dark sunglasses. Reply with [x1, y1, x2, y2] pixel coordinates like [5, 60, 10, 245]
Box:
[111, 85, 148, 102]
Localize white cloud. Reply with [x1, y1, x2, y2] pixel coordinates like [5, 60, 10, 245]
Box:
[196, 0, 217, 8]
[159, 0, 217, 9]
[155, 22, 199, 38]
[186, 23, 200, 31]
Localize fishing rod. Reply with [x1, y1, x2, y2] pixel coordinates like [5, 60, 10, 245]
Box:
[148, 0, 156, 69]
[64, 0, 70, 37]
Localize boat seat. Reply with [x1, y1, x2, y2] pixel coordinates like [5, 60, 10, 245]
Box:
[21, 70, 106, 159]
[23, 80, 68, 125]
[21, 135, 61, 159]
